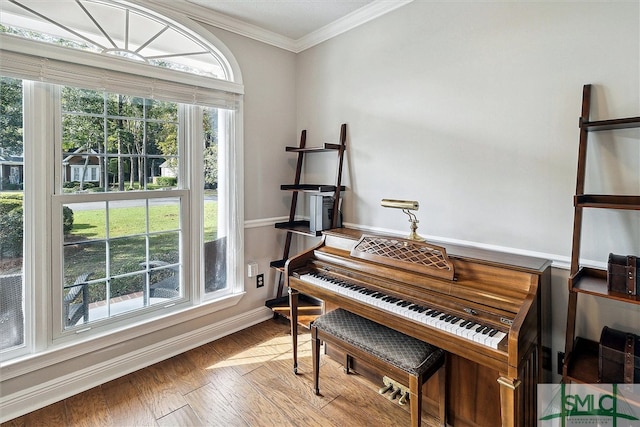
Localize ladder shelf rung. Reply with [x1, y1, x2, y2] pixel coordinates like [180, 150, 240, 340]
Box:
[275, 220, 323, 236]
[580, 116, 640, 131]
[574, 194, 640, 209]
[270, 259, 287, 271]
[285, 143, 341, 153]
[280, 184, 344, 192]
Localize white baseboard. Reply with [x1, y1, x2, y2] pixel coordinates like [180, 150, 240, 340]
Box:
[0, 306, 273, 423]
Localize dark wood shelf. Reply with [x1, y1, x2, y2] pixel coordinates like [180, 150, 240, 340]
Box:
[274, 220, 322, 236]
[581, 116, 640, 131]
[285, 143, 341, 153]
[570, 266, 640, 304]
[269, 259, 286, 271]
[280, 184, 345, 192]
[265, 294, 323, 328]
[565, 337, 599, 384]
[563, 85, 640, 384]
[574, 194, 640, 210]
[268, 125, 347, 317]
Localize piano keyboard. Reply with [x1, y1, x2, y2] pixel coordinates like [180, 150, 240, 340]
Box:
[300, 272, 507, 350]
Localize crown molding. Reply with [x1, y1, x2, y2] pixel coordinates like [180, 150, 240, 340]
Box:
[144, 0, 298, 51]
[295, 0, 413, 52]
[144, 0, 413, 53]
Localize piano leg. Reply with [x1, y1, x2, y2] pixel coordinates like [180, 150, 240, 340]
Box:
[289, 288, 299, 374]
[497, 376, 521, 427]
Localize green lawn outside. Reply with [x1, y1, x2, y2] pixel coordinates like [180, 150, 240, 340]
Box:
[65, 201, 218, 301]
[70, 202, 218, 239]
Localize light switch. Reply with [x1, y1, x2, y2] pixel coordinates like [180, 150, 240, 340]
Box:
[247, 261, 258, 277]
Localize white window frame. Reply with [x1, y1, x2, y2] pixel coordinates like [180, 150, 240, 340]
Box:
[0, 15, 245, 359]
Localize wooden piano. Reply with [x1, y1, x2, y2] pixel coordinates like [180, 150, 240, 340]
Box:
[285, 228, 551, 427]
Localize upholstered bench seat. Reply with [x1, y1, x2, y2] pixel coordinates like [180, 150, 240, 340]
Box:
[311, 308, 446, 427]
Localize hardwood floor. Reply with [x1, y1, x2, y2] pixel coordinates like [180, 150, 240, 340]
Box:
[2, 318, 443, 426]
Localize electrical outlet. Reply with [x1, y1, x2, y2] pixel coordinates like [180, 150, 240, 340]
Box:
[256, 273, 264, 288]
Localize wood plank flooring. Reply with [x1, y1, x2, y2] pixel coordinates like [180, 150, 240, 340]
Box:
[2, 318, 443, 426]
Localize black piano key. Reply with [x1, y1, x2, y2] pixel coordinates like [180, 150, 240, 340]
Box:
[489, 329, 499, 337]
[466, 322, 477, 329]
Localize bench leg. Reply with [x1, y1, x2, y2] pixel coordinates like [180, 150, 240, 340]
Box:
[409, 375, 422, 427]
[344, 353, 352, 374]
[311, 325, 320, 395]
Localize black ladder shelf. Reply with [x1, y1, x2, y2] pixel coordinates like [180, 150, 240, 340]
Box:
[562, 84, 640, 384]
[265, 124, 347, 327]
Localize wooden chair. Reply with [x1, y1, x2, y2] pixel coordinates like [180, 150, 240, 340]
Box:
[140, 261, 180, 300]
[63, 272, 91, 326]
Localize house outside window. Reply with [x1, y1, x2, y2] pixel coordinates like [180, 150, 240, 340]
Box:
[9, 166, 20, 185]
[0, 0, 244, 359]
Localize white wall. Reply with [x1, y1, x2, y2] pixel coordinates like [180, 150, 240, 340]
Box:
[200, 24, 306, 295]
[295, 1, 640, 378]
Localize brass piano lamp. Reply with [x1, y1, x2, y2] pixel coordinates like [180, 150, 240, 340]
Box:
[380, 199, 425, 241]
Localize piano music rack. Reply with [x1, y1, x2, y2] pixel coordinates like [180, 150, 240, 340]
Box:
[351, 235, 455, 281]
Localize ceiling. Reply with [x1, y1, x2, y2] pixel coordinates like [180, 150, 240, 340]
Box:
[187, 0, 375, 41]
[160, 0, 413, 52]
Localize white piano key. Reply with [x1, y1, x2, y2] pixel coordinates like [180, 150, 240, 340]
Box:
[300, 273, 507, 350]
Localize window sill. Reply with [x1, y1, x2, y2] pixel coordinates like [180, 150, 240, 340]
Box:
[0, 291, 246, 379]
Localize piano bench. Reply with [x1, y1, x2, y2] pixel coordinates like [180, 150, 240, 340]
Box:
[311, 308, 446, 427]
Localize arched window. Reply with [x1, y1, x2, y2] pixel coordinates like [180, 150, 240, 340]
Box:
[1, 0, 232, 79]
[0, 0, 244, 360]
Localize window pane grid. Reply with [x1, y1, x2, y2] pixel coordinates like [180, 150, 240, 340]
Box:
[61, 88, 178, 194]
[62, 193, 182, 328]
